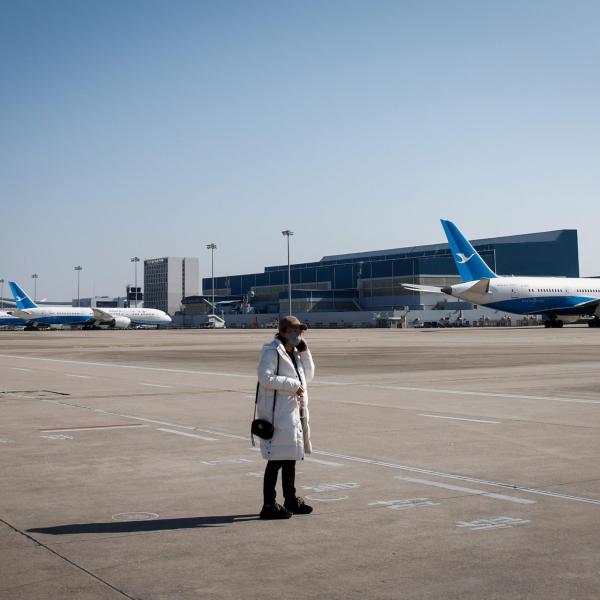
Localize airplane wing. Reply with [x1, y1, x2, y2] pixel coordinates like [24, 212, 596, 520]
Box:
[570, 297, 600, 309]
[401, 283, 446, 294]
[9, 309, 34, 318]
[465, 278, 491, 294]
[92, 308, 113, 322]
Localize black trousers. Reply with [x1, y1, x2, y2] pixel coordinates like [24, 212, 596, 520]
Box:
[263, 460, 296, 505]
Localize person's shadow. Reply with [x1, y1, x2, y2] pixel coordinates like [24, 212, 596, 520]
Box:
[28, 514, 259, 535]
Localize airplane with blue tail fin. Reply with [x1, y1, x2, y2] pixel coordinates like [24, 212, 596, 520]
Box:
[7, 281, 171, 329]
[402, 220, 600, 328]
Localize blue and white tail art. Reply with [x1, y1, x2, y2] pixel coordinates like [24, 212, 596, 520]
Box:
[402, 221, 600, 328]
[441, 220, 496, 282]
[9, 281, 38, 310]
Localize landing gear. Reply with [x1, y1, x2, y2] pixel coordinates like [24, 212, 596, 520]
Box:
[544, 317, 564, 328]
[588, 318, 600, 328]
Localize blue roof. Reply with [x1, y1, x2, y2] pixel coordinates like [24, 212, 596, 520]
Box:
[319, 229, 574, 263]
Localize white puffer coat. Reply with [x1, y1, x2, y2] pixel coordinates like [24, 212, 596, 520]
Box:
[256, 338, 315, 461]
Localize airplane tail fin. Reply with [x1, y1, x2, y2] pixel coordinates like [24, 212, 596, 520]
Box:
[440, 220, 497, 282]
[8, 281, 38, 309]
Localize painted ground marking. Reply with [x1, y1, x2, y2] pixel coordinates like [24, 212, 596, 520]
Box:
[456, 516, 531, 531]
[368, 383, 600, 406]
[419, 414, 500, 424]
[4, 353, 600, 405]
[303, 482, 360, 493]
[41, 434, 74, 440]
[394, 476, 535, 505]
[38, 398, 600, 507]
[140, 383, 173, 389]
[368, 498, 440, 511]
[156, 428, 217, 442]
[305, 495, 348, 502]
[112, 512, 159, 522]
[248, 447, 342, 466]
[200, 458, 253, 466]
[40, 424, 147, 433]
[304, 457, 343, 467]
[315, 449, 600, 506]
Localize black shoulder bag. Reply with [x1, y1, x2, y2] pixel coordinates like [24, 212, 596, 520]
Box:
[251, 352, 280, 445]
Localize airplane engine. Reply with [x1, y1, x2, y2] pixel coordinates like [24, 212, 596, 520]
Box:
[96, 316, 132, 329]
[110, 316, 131, 329]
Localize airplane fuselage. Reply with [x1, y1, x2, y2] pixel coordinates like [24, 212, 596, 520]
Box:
[0, 311, 28, 326]
[101, 307, 172, 326]
[11, 306, 171, 327]
[448, 276, 600, 317]
[11, 307, 94, 325]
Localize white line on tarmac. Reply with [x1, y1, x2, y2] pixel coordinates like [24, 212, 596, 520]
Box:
[140, 383, 173, 388]
[394, 476, 535, 504]
[11, 367, 31, 372]
[92, 405, 248, 441]
[313, 449, 600, 506]
[419, 414, 500, 424]
[0, 354, 254, 379]
[66, 374, 90, 379]
[43, 398, 600, 507]
[2, 353, 599, 406]
[369, 384, 600, 406]
[156, 427, 217, 441]
[249, 445, 341, 466]
[304, 457, 343, 467]
[40, 424, 147, 432]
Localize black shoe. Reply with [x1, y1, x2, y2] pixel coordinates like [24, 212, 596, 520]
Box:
[260, 503, 292, 520]
[284, 497, 313, 515]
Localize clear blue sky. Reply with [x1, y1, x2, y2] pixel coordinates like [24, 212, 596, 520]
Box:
[1, 0, 599, 300]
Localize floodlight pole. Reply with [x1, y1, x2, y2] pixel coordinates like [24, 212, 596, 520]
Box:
[74, 266, 82, 307]
[281, 230, 294, 315]
[31, 273, 38, 303]
[206, 244, 217, 315]
[130, 257, 140, 308]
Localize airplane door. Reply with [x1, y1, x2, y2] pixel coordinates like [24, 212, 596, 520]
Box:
[511, 284, 525, 299]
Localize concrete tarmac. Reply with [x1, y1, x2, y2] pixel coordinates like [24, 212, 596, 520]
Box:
[1, 327, 600, 599]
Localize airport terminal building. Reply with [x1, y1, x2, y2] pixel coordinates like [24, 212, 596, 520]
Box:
[194, 229, 579, 317]
[144, 257, 199, 315]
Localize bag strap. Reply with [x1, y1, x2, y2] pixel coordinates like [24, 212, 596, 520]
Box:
[288, 350, 302, 382]
[271, 352, 280, 421]
[251, 350, 280, 446]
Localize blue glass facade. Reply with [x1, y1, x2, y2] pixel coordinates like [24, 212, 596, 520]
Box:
[203, 229, 579, 312]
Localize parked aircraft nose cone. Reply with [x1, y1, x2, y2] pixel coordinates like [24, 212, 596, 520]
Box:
[441, 286, 453, 295]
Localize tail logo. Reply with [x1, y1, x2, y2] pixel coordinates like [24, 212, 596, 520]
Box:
[456, 252, 476, 264]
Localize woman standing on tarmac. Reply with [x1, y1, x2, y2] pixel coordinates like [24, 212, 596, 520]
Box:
[256, 316, 315, 520]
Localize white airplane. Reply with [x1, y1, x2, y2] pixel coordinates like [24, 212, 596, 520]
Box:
[402, 220, 600, 328]
[0, 310, 28, 327]
[8, 281, 171, 329]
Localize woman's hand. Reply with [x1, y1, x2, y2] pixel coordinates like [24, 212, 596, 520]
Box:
[296, 339, 307, 352]
[295, 384, 305, 397]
